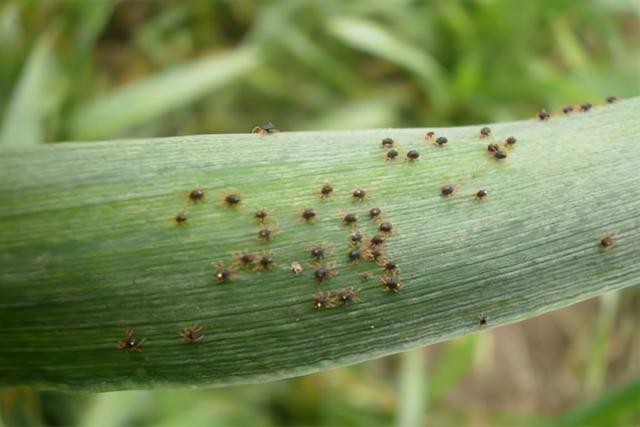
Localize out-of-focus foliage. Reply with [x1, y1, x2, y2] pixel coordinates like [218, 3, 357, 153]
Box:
[0, 1, 638, 426]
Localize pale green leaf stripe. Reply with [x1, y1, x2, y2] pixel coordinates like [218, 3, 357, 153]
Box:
[0, 98, 638, 391]
[68, 45, 261, 141]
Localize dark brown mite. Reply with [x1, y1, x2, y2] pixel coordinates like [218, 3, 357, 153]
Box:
[538, 109, 551, 121]
[381, 275, 403, 292]
[189, 189, 204, 202]
[117, 328, 145, 351]
[600, 234, 615, 250]
[350, 230, 363, 244]
[213, 262, 235, 284]
[435, 136, 448, 146]
[425, 131, 435, 140]
[348, 249, 362, 262]
[476, 189, 488, 200]
[175, 212, 188, 224]
[505, 136, 517, 146]
[252, 121, 279, 134]
[301, 208, 317, 222]
[477, 314, 487, 328]
[381, 137, 395, 148]
[580, 102, 592, 112]
[487, 143, 499, 153]
[406, 150, 420, 160]
[310, 246, 326, 260]
[342, 212, 359, 225]
[369, 207, 382, 219]
[562, 105, 574, 114]
[479, 127, 491, 138]
[313, 291, 336, 309]
[379, 259, 399, 273]
[441, 184, 456, 196]
[337, 287, 360, 305]
[319, 182, 334, 198]
[314, 265, 337, 283]
[254, 209, 268, 223]
[352, 188, 367, 200]
[255, 251, 275, 271]
[258, 227, 274, 241]
[180, 324, 204, 344]
[370, 235, 385, 247]
[233, 252, 255, 268]
[606, 95, 618, 103]
[378, 222, 393, 235]
[224, 194, 241, 206]
[493, 150, 507, 159]
[386, 149, 399, 160]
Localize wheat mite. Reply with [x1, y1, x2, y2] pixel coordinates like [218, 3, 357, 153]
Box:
[348, 249, 362, 263]
[369, 207, 382, 220]
[479, 127, 491, 138]
[493, 150, 507, 159]
[189, 188, 204, 202]
[252, 121, 279, 134]
[363, 247, 384, 262]
[369, 235, 385, 247]
[599, 234, 615, 251]
[435, 136, 448, 146]
[319, 182, 334, 198]
[487, 143, 499, 153]
[381, 137, 395, 148]
[309, 245, 328, 260]
[425, 131, 435, 141]
[254, 251, 275, 271]
[580, 102, 592, 112]
[301, 208, 317, 222]
[360, 271, 374, 282]
[378, 222, 393, 235]
[254, 209, 268, 223]
[379, 258, 399, 273]
[117, 328, 145, 351]
[350, 230, 363, 245]
[505, 136, 517, 146]
[537, 109, 551, 121]
[477, 314, 487, 328]
[386, 149, 399, 160]
[257, 227, 277, 242]
[381, 275, 403, 292]
[175, 212, 188, 224]
[213, 262, 235, 284]
[406, 150, 420, 161]
[313, 291, 337, 309]
[562, 105, 574, 114]
[232, 252, 255, 268]
[342, 212, 359, 225]
[475, 189, 488, 200]
[337, 287, 360, 305]
[441, 183, 456, 196]
[313, 265, 338, 283]
[180, 324, 204, 344]
[606, 95, 618, 103]
[223, 193, 242, 206]
[352, 187, 367, 200]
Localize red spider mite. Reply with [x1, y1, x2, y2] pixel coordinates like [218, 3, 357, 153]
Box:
[117, 328, 145, 351]
[180, 324, 204, 343]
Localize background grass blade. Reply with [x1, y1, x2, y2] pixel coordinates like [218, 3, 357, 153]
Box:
[0, 30, 65, 146]
[67, 45, 261, 141]
[0, 98, 638, 391]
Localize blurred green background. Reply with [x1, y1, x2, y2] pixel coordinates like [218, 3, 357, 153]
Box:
[1, 0, 639, 426]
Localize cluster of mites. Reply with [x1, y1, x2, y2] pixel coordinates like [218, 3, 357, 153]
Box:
[119, 99, 622, 351]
